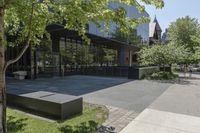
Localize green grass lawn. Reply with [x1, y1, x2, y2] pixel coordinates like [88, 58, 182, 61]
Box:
[7, 104, 108, 133]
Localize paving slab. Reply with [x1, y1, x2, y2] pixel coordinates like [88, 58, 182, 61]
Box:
[121, 109, 200, 133]
[83, 80, 171, 111]
[120, 79, 200, 133]
[150, 83, 200, 117]
[120, 120, 191, 133]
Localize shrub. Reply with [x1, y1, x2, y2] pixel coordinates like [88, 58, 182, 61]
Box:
[145, 71, 178, 80]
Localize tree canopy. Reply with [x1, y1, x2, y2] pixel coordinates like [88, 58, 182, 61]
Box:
[3, 0, 164, 47]
[139, 43, 190, 66]
[168, 16, 200, 64]
[0, 0, 164, 132]
[168, 16, 200, 53]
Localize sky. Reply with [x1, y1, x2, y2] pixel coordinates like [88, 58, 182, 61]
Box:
[142, 0, 200, 33]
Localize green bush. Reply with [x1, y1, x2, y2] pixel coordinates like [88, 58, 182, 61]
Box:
[146, 71, 178, 80]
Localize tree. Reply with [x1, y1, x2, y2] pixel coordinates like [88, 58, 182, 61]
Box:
[37, 39, 54, 71]
[60, 42, 77, 66]
[168, 16, 200, 75]
[75, 45, 94, 65]
[194, 47, 200, 62]
[94, 47, 106, 66]
[103, 48, 117, 66]
[61, 44, 94, 66]
[168, 16, 200, 63]
[139, 43, 189, 70]
[0, 0, 164, 132]
[93, 47, 117, 66]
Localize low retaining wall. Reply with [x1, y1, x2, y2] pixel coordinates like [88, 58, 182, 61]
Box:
[128, 66, 159, 79]
[64, 66, 129, 77]
[80, 66, 128, 77]
[21, 66, 162, 80]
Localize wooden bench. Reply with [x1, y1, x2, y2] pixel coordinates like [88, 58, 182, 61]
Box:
[13, 71, 27, 80]
[7, 91, 83, 119]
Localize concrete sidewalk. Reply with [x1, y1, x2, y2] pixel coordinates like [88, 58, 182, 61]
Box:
[121, 79, 200, 133]
[178, 73, 200, 79]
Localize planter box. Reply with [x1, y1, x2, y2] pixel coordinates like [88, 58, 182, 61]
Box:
[13, 71, 27, 80]
[128, 66, 159, 79]
[7, 91, 83, 120]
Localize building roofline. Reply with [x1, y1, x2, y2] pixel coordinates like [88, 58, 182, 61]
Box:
[135, 1, 150, 17]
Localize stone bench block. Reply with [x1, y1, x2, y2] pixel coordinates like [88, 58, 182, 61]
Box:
[7, 91, 83, 119]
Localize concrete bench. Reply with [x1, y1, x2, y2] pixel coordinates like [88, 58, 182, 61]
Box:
[7, 91, 83, 119]
[13, 71, 27, 80]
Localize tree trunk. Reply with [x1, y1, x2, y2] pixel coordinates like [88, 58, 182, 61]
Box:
[0, 3, 34, 132]
[183, 64, 187, 78]
[0, 67, 6, 133]
[163, 65, 165, 72]
[0, 7, 6, 133]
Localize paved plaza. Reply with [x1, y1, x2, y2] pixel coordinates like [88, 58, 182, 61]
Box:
[7, 75, 172, 112]
[7, 75, 200, 133]
[7, 75, 173, 132]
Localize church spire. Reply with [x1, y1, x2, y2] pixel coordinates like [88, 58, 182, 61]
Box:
[153, 15, 158, 23]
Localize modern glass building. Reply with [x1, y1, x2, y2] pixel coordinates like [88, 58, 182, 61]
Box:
[6, 2, 150, 79]
[89, 2, 149, 43]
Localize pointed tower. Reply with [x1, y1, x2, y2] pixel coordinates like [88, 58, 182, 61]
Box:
[153, 16, 158, 22]
[149, 16, 162, 46]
